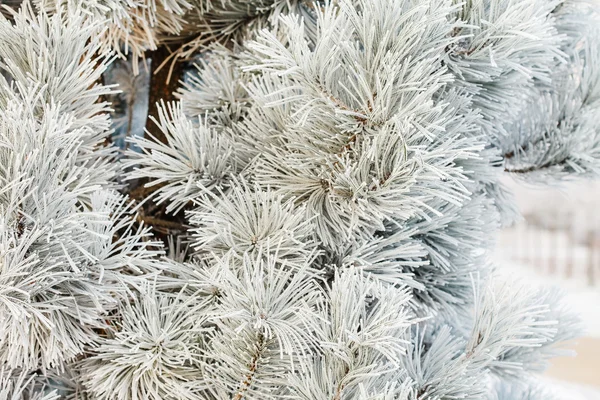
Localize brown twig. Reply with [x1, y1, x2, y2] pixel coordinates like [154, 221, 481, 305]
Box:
[232, 334, 265, 400]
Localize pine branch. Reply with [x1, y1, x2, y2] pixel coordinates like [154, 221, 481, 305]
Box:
[232, 333, 265, 400]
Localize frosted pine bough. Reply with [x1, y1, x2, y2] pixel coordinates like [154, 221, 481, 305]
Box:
[0, 0, 598, 399]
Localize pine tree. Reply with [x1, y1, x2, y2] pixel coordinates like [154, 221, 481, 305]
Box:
[0, 0, 598, 399]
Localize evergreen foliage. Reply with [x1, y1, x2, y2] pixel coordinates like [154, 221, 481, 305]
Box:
[0, 0, 598, 398]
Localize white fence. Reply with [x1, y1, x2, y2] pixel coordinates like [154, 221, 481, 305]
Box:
[498, 222, 600, 286]
[497, 178, 600, 287]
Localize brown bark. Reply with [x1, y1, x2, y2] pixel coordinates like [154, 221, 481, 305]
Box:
[130, 46, 188, 243]
[144, 45, 185, 144]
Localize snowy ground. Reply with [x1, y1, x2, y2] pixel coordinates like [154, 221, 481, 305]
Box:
[541, 378, 600, 400]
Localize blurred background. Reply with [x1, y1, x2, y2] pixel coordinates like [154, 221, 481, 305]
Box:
[495, 178, 600, 397]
